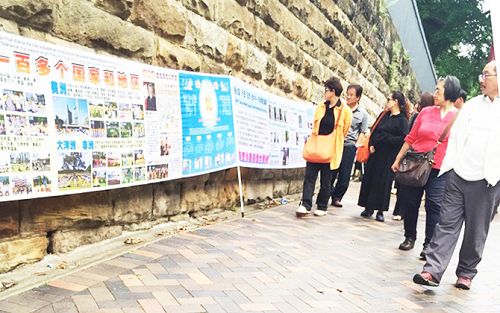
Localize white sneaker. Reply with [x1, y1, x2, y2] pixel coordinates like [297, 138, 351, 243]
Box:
[313, 209, 327, 216]
[296, 205, 310, 217]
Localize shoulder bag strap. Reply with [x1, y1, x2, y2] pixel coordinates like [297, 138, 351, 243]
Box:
[334, 103, 343, 130]
[434, 110, 460, 149]
[370, 110, 388, 133]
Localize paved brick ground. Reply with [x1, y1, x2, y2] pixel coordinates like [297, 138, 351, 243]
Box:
[1, 182, 500, 312]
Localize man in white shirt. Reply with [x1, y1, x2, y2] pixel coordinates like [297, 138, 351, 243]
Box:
[413, 61, 500, 290]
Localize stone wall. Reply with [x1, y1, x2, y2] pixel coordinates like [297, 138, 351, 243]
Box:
[0, 0, 420, 272]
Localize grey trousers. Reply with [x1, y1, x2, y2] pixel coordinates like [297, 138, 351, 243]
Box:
[423, 170, 500, 282]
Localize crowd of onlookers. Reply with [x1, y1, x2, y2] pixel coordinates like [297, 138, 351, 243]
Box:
[297, 60, 499, 291]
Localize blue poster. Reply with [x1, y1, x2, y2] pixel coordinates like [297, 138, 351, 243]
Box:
[179, 73, 236, 175]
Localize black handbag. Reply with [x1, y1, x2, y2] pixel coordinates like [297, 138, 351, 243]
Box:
[395, 111, 459, 187]
[395, 149, 436, 187]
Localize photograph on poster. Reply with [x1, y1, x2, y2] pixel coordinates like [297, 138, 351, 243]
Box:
[0, 153, 9, 173]
[133, 122, 145, 138]
[0, 115, 5, 135]
[106, 121, 120, 138]
[53, 97, 90, 136]
[10, 152, 30, 172]
[147, 164, 168, 180]
[33, 174, 51, 192]
[160, 137, 171, 156]
[121, 167, 133, 184]
[107, 169, 120, 186]
[119, 103, 133, 120]
[6, 114, 28, 136]
[134, 166, 146, 182]
[120, 122, 132, 138]
[92, 151, 106, 168]
[57, 151, 91, 191]
[24, 93, 46, 114]
[134, 150, 145, 165]
[31, 152, 50, 171]
[132, 103, 144, 120]
[107, 151, 121, 167]
[92, 169, 106, 187]
[89, 102, 104, 118]
[11, 175, 32, 195]
[121, 152, 134, 167]
[104, 102, 118, 119]
[281, 147, 289, 166]
[1, 89, 25, 112]
[91, 120, 106, 138]
[144, 82, 157, 111]
[28, 116, 48, 136]
[0, 176, 10, 196]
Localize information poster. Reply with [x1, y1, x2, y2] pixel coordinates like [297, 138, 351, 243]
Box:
[0, 31, 314, 202]
[179, 73, 236, 176]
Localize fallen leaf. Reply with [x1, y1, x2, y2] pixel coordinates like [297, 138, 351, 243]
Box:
[1, 280, 16, 289]
[317, 290, 324, 294]
[124, 238, 143, 245]
[56, 262, 67, 269]
[34, 272, 47, 276]
[336, 288, 343, 293]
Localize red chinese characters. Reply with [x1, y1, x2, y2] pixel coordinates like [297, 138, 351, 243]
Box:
[14, 52, 30, 73]
[55, 61, 69, 79]
[35, 57, 50, 76]
[103, 70, 115, 87]
[117, 72, 127, 88]
[72, 63, 85, 82]
[130, 74, 140, 90]
[88, 67, 100, 84]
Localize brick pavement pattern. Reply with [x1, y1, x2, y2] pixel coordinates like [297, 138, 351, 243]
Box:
[1, 185, 500, 312]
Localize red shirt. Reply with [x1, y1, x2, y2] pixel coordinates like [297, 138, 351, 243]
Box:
[405, 106, 458, 169]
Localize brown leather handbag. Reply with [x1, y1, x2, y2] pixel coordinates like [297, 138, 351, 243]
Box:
[395, 112, 459, 187]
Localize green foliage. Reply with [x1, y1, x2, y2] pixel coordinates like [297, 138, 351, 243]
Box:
[416, 0, 492, 96]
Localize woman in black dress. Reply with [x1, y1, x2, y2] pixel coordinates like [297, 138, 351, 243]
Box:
[358, 91, 409, 222]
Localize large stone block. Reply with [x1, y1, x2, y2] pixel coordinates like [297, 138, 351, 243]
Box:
[130, 0, 187, 40]
[110, 185, 153, 224]
[215, 0, 256, 41]
[225, 36, 247, 72]
[156, 38, 202, 71]
[53, 0, 154, 60]
[0, 236, 47, 273]
[0, 204, 19, 238]
[50, 225, 122, 254]
[93, 0, 133, 20]
[20, 191, 112, 234]
[244, 180, 273, 202]
[0, 0, 54, 31]
[185, 12, 228, 62]
[243, 45, 267, 80]
[181, 0, 216, 21]
[153, 181, 181, 217]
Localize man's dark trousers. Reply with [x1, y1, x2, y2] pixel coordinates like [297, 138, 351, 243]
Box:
[331, 144, 357, 201]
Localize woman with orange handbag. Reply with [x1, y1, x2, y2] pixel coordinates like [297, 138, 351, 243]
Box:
[357, 91, 409, 222]
[297, 77, 352, 217]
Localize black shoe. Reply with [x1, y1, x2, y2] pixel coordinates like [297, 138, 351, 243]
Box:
[375, 211, 384, 222]
[331, 198, 343, 208]
[399, 237, 415, 251]
[360, 209, 373, 218]
[420, 243, 429, 260]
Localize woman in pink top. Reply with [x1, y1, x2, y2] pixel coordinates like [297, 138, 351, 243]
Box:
[391, 76, 461, 259]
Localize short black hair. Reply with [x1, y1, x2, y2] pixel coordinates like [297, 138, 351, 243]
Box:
[440, 76, 461, 102]
[392, 90, 408, 119]
[347, 84, 363, 98]
[324, 76, 343, 97]
[458, 89, 467, 102]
